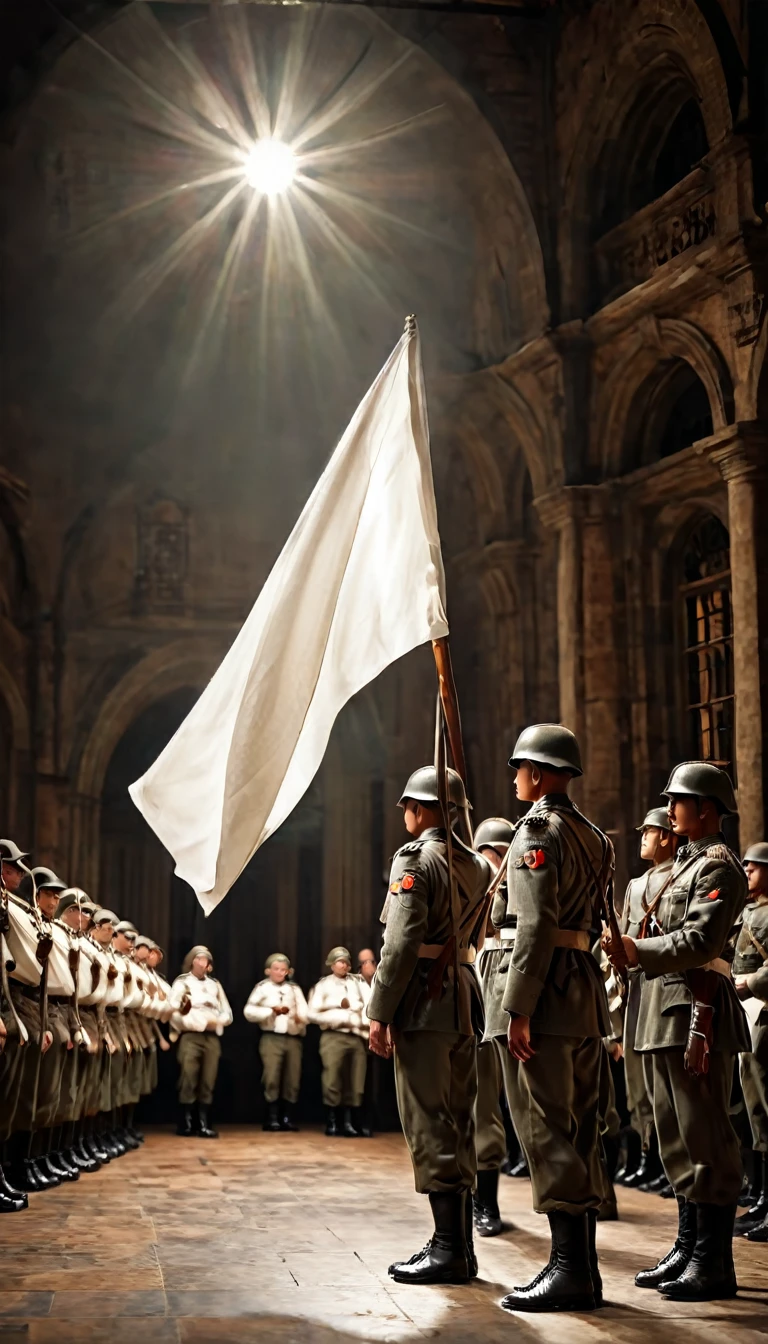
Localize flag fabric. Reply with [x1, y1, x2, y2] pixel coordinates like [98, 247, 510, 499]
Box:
[129, 323, 448, 913]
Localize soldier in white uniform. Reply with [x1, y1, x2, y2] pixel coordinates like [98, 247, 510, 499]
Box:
[244, 952, 308, 1132]
[170, 945, 233, 1138]
[55, 890, 104, 1175]
[27, 867, 78, 1187]
[308, 946, 369, 1137]
[0, 840, 44, 1207]
[90, 908, 131, 1158]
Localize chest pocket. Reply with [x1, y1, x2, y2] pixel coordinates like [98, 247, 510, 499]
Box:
[661, 883, 690, 933]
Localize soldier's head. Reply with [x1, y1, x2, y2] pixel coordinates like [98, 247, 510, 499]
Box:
[91, 909, 118, 945]
[637, 809, 676, 865]
[474, 818, 515, 873]
[508, 725, 582, 804]
[398, 767, 468, 838]
[147, 944, 164, 969]
[0, 839, 30, 894]
[662, 762, 737, 841]
[187, 946, 213, 978]
[743, 842, 768, 898]
[326, 946, 352, 978]
[134, 935, 152, 964]
[56, 888, 92, 932]
[265, 952, 291, 984]
[31, 867, 67, 919]
[357, 948, 377, 984]
[113, 920, 137, 955]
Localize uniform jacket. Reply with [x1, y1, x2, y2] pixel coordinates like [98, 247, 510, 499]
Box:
[244, 979, 309, 1035]
[308, 973, 368, 1038]
[634, 833, 750, 1053]
[620, 859, 674, 1051]
[169, 972, 233, 1036]
[366, 827, 491, 1035]
[5, 896, 45, 987]
[733, 895, 768, 1026]
[485, 795, 612, 1039]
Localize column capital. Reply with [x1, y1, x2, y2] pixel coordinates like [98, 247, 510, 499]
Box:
[696, 421, 768, 483]
[534, 483, 617, 529]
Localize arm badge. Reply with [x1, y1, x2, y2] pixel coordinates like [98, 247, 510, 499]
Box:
[523, 849, 546, 869]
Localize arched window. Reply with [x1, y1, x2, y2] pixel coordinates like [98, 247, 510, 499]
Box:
[680, 516, 734, 770]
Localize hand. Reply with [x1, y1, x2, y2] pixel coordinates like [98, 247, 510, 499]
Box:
[340, 998, 350, 1010]
[507, 1015, 534, 1062]
[609, 1041, 624, 1062]
[206, 1017, 220, 1031]
[0, 1018, 6, 1052]
[274, 1005, 290, 1015]
[180, 995, 191, 1016]
[158, 1035, 171, 1052]
[621, 935, 639, 967]
[734, 978, 751, 1000]
[368, 1020, 393, 1059]
[41, 1029, 53, 1054]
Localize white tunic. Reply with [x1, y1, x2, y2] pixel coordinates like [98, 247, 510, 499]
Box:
[5, 897, 44, 987]
[243, 979, 309, 1035]
[47, 920, 76, 997]
[170, 972, 233, 1036]
[307, 973, 368, 1038]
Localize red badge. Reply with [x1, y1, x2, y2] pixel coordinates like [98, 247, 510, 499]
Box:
[524, 849, 546, 869]
[707, 888, 720, 901]
[401, 874, 416, 891]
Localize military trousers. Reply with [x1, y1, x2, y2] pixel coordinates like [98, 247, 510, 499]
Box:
[740, 1030, 768, 1152]
[32, 1001, 71, 1131]
[624, 971, 655, 1143]
[500, 1034, 605, 1215]
[318, 1031, 366, 1108]
[394, 1028, 477, 1194]
[0, 986, 40, 1140]
[177, 1031, 221, 1106]
[650, 1046, 742, 1204]
[474, 1040, 506, 1171]
[259, 1032, 303, 1104]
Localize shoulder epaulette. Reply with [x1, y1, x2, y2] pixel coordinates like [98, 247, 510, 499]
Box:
[397, 839, 428, 856]
[521, 812, 550, 830]
[706, 843, 732, 861]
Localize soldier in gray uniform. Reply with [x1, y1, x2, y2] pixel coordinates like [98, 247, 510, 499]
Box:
[732, 841, 768, 1239]
[487, 725, 612, 1314]
[617, 807, 677, 1191]
[473, 817, 515, 1238]
[618, 762, 749, 1301]
[368, 766, 492, 1285]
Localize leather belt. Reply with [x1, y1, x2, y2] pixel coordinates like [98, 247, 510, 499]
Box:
[418, 944, 476, 964]
[552, 930, 591, 951]
[702, 957, 730, 977]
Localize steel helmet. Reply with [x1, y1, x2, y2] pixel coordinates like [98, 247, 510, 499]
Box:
[474, 817, 515, 853]
[30, 866, 67, 892]
[0, 839, 29, 864]
[509, 724, 583, 777]
[398, 766, 470, 811]
[662, 762, 738, 816]
[636, 808, 672, 832]
[743, 842, 768, 865]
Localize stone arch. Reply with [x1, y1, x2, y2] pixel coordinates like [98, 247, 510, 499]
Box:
[560, 1, 733, 317]
[597, 319, 734, 476]
[0, 657, 31, 755]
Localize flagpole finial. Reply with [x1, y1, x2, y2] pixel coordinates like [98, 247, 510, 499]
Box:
[404, 314, 417, 335]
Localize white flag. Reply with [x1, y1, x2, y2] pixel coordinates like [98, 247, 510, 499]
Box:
[129, 324, 448, 913]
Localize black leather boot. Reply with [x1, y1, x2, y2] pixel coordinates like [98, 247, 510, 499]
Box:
[587, 1210, 603, 1307]
[198, 1105, 218, 1138]
[507, 1156, 530, 1179]
[660, 1203, 738, 1300]
[325, 1107, 339, 1136]
[635, 1195, 696, 1287]
[176, 1106, 196, 1137]
[0, 1164, 27, 1208]
[625, 1131, 662, 1189]
[342, 1107, 361, 1137]
[389, 1191, 471, 1284]
[44, 1150, 77, 1183]
[125, 1105, 144, 1145]
[0, 1185, 26, 1213]
[735, 1154, 767, 1234]
[280, 1102, 300, 1132]
[72, 1135, 100, 1173]
[473, 1169, 503, 1237]
[464, 1190, 478, 1278]
[614, 1128, 642, 1185]
[501, 1210, 596, 1312]
[263, 1102, 282, 1133]
[746, 1209, 768, 1241]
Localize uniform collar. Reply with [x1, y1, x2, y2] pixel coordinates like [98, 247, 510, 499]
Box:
[675, 831, 725, 863]
[528, 794, 572, 813]
[419, 827, 446, 841]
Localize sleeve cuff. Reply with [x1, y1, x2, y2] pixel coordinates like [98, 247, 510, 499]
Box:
[502, 967, 544, 1019]
[366, 979, 400, 1025]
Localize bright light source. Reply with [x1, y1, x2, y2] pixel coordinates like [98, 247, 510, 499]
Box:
[244, 139, 297, 196]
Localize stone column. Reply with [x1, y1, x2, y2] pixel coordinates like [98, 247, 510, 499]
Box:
[534, 489, 585, 744]
[706, 423, 768, 844]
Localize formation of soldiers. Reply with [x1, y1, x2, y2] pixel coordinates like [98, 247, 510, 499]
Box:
[0, 846, 176, 1210]
[367, 726, 768, 1310]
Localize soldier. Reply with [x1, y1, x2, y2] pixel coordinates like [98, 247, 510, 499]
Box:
[55, 890, 103, 1174]
[0, 841, 41, 1208]
[358, 949, 378, 986]
[618, 762, 749, 1301]
[473, 817, 516, 1239]
[367, 766, 492, 1286]
[111, 920, 144, 1152]
[487, 725, 612, 1314]
[90, 908, 128, 1158]
[732, 841, 768, 1239]
[617, 808, 677, 1191]
[27, 867, 78, 1187]
[308, 947, 369, 1137]
[244, 952, 308, 1132]
[169, 945, 232, 1138]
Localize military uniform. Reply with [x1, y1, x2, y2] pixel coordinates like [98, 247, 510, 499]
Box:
[631, 762, 749, 1302]
[732, 842, 768, 1239]
[308, 947, 368, 1136]
[245, 953, 308, 1130]
[170, 945, 232, 1137]
[368, 766, 491, 1287]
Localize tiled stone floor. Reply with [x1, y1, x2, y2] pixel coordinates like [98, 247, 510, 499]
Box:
[0, 1127, 767, 1341]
